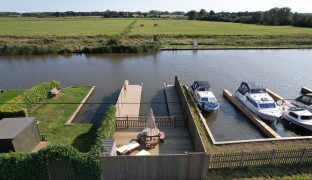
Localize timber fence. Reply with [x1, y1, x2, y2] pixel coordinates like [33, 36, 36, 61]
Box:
[115, 116, 187, 128]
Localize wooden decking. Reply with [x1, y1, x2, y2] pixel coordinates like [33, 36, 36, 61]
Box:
[164, 84, 184, 117]
[116, 83, 142, 117]
[114, 128, 194, 155]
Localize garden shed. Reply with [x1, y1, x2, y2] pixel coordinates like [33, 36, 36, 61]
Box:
[0, 117, 41, 153]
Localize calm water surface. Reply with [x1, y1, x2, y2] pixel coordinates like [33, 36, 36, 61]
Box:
[1, 50, 311, 141]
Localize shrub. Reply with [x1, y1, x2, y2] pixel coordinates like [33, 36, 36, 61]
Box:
[0, 80, 61, 119]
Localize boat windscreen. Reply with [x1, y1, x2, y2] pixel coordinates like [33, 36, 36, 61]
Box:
[259, 103, 276, 108]
[201, 97, 208, 102]
[250, 89, 267, 93]
[301, 116, 312, 120]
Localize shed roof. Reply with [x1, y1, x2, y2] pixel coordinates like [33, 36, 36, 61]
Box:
[0, 117, 36, 139]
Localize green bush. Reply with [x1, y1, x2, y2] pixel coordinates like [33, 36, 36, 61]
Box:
[0, 80, 61, 119]
[0, 105, 116, 180]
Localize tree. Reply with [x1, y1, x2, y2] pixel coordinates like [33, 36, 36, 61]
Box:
[198, 9, 207, 19]
[186, 10, 198, 20]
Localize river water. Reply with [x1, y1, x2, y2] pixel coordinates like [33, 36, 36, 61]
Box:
[1, 50, 311, 141]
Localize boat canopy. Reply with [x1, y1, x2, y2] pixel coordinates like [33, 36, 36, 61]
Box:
[194, 81, 211, 89]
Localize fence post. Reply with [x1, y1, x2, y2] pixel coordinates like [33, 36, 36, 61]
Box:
[201, 154, 209, 180]
[126, 115, 129, 128]
[239, 152, 245, 168]
[173, 115, 176, 128]
[300, 148, 308, 164]
[270, 149, 276, 165]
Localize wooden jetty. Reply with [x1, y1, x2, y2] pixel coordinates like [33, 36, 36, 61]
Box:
[116, 80, 142, 117]
[223, 90, 281, 139]
[164, 84, 184, 117]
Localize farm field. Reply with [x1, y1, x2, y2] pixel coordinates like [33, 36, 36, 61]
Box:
[131, 19, 312, 35]
[0, 17, 312, 36]
[0, 17, 133, 36]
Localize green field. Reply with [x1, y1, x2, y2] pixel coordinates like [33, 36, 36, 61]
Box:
[131, 19, 312, 35]
[0, 17, 133, 36]
[0, 17, 312, 36]
[0, 90, 24, 104]
[29, 86, 96, 152]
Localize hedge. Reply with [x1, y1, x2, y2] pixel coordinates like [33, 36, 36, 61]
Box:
[0, 105, 116, 180]
[0, 80, 61, 119]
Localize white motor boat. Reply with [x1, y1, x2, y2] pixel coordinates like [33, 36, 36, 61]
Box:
[290, 93, 312, 112]
[235, 81, 281, 123]
[189, 81, 219, 112]
[281, 106, 312, 131]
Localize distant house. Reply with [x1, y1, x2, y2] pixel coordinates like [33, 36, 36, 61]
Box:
[0, 117, 41, 153]
[132, 13, 139, 18]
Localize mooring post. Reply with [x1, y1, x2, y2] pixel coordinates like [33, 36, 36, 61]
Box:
[270, 149, 276, 165]
[300, 148, 308, 164]
[126, 115, 129, 128]
[239, 152, 245, 168]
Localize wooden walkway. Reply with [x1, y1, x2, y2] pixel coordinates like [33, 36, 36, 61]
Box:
[114, 128, 194, 155]
[116, 83, 142, 117]
[164, 84, 184, 117]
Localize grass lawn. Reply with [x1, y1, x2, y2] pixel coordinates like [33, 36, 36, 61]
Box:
[131, 19, 312, 35]
[0, 90, 24, 104]
[29, 86, 97, 152]
[208, 164, 312, 179]
[0, 17, 133, 36]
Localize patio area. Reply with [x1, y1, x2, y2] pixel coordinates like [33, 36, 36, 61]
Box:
[114, 127, 194, 155]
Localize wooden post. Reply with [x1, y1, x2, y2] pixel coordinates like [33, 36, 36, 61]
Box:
[126, 115, 129, 128]
[300, 148, 308, 164]
[201, 154, 209, 180]
[173, 115, 176, 128]
[239, 152, 245, 168]
[270, 149, 276, 165]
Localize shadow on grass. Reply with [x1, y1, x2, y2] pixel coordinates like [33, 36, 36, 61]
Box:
[72, 125, 99, 152]
[207, 164, 312, 179]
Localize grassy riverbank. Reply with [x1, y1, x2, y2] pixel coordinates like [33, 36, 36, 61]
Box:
[29, 86, 96, 152]
[0, 17, 312, 55]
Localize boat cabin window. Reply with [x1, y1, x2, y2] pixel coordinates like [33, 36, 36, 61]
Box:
[259, 103, 276, 109]
[198, 87, 209, 91]
[289, 112, 299, 119]
[238, 84, 249, 95]
[296, 95, 312, 105]
[192, 83, 198, 90]
[200, 97, 208, 102]
[250, 89, 267, 94]
[246, 96, 258, 108]
[301, 115, 312, 120]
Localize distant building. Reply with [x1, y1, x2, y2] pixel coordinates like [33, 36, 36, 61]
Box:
[0, 117, 41, 153]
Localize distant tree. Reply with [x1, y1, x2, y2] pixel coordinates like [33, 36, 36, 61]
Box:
[209, 10, 215, 16]
[187, 10, 198, 20]
[198, 9, 207, 19]
[250, 11, 262, 24]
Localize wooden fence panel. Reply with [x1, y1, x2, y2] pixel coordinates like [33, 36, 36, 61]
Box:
[101, 154, 206, 180]
[47, 160, 75, 180]
[115, 116, 187, 128]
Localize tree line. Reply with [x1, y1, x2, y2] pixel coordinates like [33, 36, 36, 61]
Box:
[0, 10, 184, 18]
[186, 8, 312, 27]
[0, 8, 311, 27]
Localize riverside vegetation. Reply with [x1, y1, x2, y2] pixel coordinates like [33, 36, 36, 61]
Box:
[0, 17, 312, 55]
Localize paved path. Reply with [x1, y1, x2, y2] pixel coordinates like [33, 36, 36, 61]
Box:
[164, 85, 184, 117]
[116, 84, 142, 117]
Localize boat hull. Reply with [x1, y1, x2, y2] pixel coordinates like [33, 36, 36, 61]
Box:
[189, 87, 219, 112]
[283, 115, 312, 131]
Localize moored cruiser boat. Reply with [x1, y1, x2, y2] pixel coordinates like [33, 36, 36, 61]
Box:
[290, 93, 312, 112]
[235, 81, 281, 123]
[281, 106, 312, 131]
[189, 81, 219, 112]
